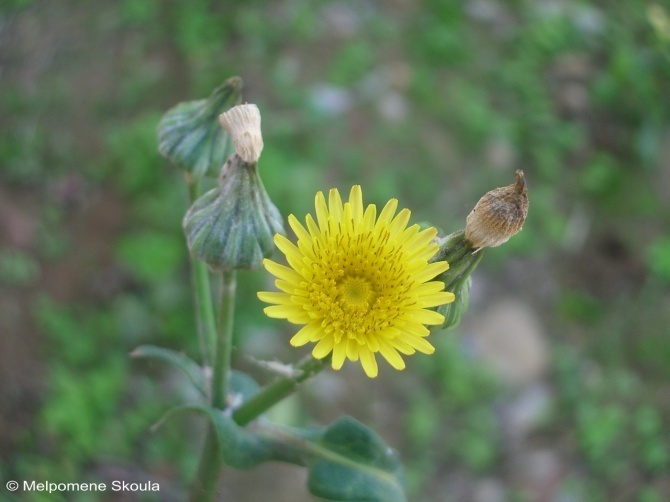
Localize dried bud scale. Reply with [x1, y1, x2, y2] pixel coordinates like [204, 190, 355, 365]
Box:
[219, 104, 264, 164]
[465, 170, 528, 249]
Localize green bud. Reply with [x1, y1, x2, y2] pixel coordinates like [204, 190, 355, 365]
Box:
[157, 76, 243, 179]
[432, 231, 483, 330]
[183, 153, 284, 271]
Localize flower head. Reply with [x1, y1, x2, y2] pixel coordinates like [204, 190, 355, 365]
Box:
[465, 169, 528, 249]
[258, 186, 455, 378]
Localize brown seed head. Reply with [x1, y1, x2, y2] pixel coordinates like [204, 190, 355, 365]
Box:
[465, 170, 529, 249]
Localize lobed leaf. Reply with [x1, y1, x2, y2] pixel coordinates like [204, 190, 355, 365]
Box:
[130, 345, 206, 397]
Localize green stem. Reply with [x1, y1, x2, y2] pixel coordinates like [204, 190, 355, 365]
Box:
[190, 270, 236, 501]
[233, 355, 330, 426]
[212, 270, 237, 408]
[186, 177, 217, 365]
[189, 427, 221, 502]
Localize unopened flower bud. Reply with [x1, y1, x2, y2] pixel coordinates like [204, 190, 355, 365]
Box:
[465, 170, 529, 249]
[219, 104, 263, 164]
[183, 154, 284, 271]
[158, 76, 243, 178]
[432, 230, 482, 330]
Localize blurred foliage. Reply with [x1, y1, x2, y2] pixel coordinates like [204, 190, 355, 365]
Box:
[1, 0, 670, 500]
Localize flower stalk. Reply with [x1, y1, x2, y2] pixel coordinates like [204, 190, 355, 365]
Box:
[189, 426, 222, 502]
[189, 270, 237, 502]
[232, 355, 331, 426]
[186, 177, 218, 361]
[212, 270, 237, 409]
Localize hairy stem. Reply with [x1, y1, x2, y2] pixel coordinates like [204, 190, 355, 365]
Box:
[233, 355, 330, 426]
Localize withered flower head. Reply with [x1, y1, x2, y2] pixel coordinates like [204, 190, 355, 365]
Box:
[465, 170, 528, 249]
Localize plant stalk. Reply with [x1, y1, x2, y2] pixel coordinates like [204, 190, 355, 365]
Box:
[212, 270, 237, 409]
[186, 177, 217, 366]
[233, 355, 330, 426]
[190, 269, 237, 501]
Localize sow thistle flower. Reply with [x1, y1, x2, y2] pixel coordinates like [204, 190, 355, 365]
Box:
[258, 186, 455, 378]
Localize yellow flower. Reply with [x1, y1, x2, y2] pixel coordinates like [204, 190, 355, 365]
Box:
[258, 186, 455, 378]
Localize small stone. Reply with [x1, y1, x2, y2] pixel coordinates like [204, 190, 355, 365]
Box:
[472, 478, 507, 502]
[469, 299, 549, 387]
[515, 449, 565, 501]
[501, 382, 553, 441]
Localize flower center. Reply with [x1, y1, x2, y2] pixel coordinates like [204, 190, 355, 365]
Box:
[338, 276, 375, 308]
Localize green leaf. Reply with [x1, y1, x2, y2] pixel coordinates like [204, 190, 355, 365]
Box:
[156, 403, 407, 500]
[306, 417, 406, 502]
[252, 417, 406, 501]
[130, 345, 206, 398]
[155, 404, 273, 469]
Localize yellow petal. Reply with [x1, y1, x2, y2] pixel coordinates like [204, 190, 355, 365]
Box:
[413, 281, 447, 295]
[416, 292, 455, 308]
[406, 227, 438, 255]
[341, 203, 355, 235]
[275, 279, 297, 293]
[378, 340, 406, 370]
[404, 335, 435, 354]
[286, 311, 312, 324]
[349, 185, 363, 222]
[359, 346, 378, 378]
[411, 261, 450, 284]
[306, 214, 322, 241]
[263, 259, 304, 283]
[346, 338, 359, 361]
[257, 291, 291, 304]
[275, 233, 304, 263]
[315, 191, 329, 229]
[405, 308, 445, 325]
[390, 338, 416, 355]
[288, 214, 310, 241]
[360, 204, 377, 232]
[396, 224, 420, 247]
[312, 336, 335, 359]
[394, 320, 430, 336]
[332, 341, 347, 370]
[328, 188, 343, 224]
[377, 198, 398, 226]
[389, 208, 411, 237]
[408, 243, 441, 264]
[290, 323, 323, 346]
[263, 304, 303, 319]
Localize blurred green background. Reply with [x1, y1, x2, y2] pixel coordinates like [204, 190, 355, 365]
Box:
[1, 1, 669, 501]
